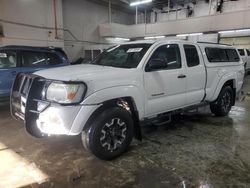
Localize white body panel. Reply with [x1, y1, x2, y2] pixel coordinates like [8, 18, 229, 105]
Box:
[34, 40, 244, 135]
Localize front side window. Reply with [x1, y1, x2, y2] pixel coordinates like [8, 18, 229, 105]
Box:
[237, 49, 245, 56]
[184, 45, 200, 67]
[147, 44, 181, 70]
[0, 50, 17, 68]
[46, 53, 63, 65]
[92, 44, 151, 68]
[21, 51, 46, 67]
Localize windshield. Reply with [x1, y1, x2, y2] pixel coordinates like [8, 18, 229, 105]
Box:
[92, 44, 152, 68]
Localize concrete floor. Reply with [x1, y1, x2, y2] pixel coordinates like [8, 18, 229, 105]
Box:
[1, 78, 250, 188]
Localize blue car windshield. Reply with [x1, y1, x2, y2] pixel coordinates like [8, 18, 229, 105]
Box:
[92, 44, 152, 68]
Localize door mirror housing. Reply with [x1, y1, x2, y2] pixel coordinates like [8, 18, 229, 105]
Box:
[146, 59, 167, 72]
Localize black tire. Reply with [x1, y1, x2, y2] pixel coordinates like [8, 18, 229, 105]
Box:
[81, 107, 134, 160]
[210, 86, 234, 117]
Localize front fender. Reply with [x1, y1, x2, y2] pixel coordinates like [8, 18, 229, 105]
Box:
[81, 85, 145, 119]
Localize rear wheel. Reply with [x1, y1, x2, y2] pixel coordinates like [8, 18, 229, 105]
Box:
[210, 86, 234, 117]
[81, 107, 134, 160]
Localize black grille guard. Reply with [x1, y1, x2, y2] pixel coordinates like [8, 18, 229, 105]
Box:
[10, 73, 49, 137]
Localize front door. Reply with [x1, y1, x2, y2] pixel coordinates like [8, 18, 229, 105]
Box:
[144, 44, 187, 117]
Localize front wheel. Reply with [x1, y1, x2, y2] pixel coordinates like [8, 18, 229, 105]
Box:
[81, 107, 134, 160]
[210, 86, 234, 117]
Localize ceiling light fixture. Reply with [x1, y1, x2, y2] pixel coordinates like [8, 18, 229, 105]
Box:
[218, 29, 250, 34]
[236, 29, 250, 32]
[114, 37, 130, 41]
[176, 33, 203, 37]
[176, 34, 188, 37]
[144, 35, 165, 40]
[218, 30, 235, 34]
[189, 32, 203, 36]
[130, 0, 152, 6]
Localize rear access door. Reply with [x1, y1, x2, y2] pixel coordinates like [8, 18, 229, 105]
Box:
[182, 44, 206, 105]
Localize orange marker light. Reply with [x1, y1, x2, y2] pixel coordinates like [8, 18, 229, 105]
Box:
[67, 92, 77, 100]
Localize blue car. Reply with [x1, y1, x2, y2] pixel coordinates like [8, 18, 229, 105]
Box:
[0, 46, 69, 101]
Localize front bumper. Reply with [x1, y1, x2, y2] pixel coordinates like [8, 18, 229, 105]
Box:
[35, 104, 99, 135]
[11, 73, 100, 137]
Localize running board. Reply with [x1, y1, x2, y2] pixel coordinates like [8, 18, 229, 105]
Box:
[142, 102, 209, 126]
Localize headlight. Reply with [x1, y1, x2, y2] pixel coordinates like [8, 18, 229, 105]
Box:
[46, 82, 86, 104]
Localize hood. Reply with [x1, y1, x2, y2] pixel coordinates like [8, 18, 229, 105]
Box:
[35, 64, 134, 80]
[34, 64, 141, 94]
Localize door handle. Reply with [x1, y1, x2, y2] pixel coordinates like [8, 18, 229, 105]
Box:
[177, 74, 186, 79]
[11, 71, 17, 76]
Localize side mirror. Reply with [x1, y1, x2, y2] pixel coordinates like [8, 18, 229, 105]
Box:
[146, 59, 167, 72]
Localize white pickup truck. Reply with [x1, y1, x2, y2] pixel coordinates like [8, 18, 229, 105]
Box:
[11, 40, 244, 160]
[237, 48, 250, 73]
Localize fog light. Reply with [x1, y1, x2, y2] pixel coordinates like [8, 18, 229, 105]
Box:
[36, 108, 68, 135]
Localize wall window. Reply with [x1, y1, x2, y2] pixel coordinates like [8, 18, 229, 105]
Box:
[184, 45, 200, 67]
[93, 50, 101, 59]
[46, 53, 63, 65]
[148, 44, 181, 70]
[21, 51, 46, 67]
[85, 50, 92, 61]
[0, 51, 17, 68]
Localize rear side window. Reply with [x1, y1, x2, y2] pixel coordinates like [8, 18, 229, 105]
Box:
[184, 45, 200, 67]
[0, 50, 17, 68]
[237, 49, 245, 56]
[46, 53, 63, 65]
[21, 51, 46, 67]
[218, 49, 228, 62]
[205, 47, 239, 62]
[246, 49, 250, 56]
[226, 49, 240, 62]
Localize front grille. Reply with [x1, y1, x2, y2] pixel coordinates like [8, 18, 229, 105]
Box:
[21, 76, 33, 95]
